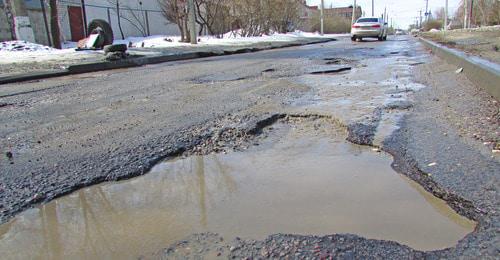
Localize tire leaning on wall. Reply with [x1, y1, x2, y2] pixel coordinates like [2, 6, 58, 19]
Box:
[88, 19, 114, 46]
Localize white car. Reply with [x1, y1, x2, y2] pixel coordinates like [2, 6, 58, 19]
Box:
[351, 17, 388, 41]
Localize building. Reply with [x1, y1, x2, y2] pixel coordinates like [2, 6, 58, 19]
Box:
[297, 0, 317, 31]
[0, 0, 180, 45]
[324, 6, 362, 20]
[297, 0, 362, 31]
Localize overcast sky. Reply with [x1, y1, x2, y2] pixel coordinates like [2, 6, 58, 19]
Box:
[306, 0, 462, 29]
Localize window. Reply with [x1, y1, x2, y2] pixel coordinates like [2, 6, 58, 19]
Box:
[24, 0, 42, 10]
[357, 18, 378, 23]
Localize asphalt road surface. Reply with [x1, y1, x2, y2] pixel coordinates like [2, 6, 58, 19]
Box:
[0, 36, 498, 258]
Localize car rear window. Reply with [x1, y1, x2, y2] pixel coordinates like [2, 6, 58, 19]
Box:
[357, 18, 379, 23]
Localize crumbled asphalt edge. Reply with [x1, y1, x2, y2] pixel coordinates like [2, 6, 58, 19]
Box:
[0, 112, 278, 223]
[159, 233, 425, 259]
[158, 112, 482, 259]
[345, 106, 479, 221]
[1, 112, 343, 223]
[346, 108, 382, 145]
[2, 111, 480, 258]
[382, 124, 480, 221]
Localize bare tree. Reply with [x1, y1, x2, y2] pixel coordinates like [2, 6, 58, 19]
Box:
[268, 0, 301, 33]
[106, 0, 148, 38]
[454, 0, 500, 27]
[158, 0, 191, 42]
[231, 0, 300, 37]
[195, 0, 231, 37]
[158, 0, 300, 39]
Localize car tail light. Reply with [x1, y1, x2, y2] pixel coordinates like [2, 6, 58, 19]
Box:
[352, 25, 360, 28]
[372, 24, 381, 28]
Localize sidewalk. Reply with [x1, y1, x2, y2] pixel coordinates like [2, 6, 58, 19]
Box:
[0, 33, 341, 84]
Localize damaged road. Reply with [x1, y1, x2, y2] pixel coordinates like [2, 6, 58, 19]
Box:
[0, 36, 498, 259]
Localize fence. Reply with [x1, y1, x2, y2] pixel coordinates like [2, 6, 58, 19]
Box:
[0, 0, 179, 46]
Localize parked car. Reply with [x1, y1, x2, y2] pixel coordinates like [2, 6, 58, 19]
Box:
[351, 17, 388, 41]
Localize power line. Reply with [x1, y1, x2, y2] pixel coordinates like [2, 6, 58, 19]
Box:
[58, 0, 163, 13]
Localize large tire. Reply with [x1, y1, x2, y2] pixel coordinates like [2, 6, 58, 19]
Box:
[351, 36, 356, 42]
[88, 19, 114, 46]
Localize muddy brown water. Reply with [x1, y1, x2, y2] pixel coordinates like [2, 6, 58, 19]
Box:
[0, 123, 475, 259]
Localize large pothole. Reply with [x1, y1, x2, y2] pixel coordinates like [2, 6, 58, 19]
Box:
[0, 118, 475, 259]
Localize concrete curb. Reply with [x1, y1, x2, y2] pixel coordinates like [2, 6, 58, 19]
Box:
[0, 38, 335, 85]
[419, 37, 500, 100]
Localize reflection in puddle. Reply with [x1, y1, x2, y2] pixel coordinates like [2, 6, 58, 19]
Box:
[0, 124, 475, 259]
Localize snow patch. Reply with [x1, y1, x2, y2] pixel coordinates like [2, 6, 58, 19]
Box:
[0, 41, 56, 52]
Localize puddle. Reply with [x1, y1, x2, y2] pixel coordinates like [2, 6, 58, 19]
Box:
[0, 122, 475, 259]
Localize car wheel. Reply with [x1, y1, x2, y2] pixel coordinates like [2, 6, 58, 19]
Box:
[351, 36, 356, 41]
[383, 36, 387, 41]
[378, 36, 383, 41]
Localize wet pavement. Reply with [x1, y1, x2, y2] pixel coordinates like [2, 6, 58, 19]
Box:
[0, 121, 475, 259]
[0, 36, 498, 259]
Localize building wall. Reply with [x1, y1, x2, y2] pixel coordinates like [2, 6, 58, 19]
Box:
[58, 0, 179, 42]
[1, 0, 180, 44]
[27, 9, 50, 45]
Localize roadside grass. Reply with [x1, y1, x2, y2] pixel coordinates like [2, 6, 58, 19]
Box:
[421, 29, 500, 64]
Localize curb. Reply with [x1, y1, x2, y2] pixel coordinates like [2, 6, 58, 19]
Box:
[419, 37, 500, 100]
[0, 38, 335, 85]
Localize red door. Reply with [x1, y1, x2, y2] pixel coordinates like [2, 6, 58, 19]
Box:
[68, 6, 85, 41]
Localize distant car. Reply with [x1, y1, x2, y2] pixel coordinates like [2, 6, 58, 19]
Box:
[351, 17, 388, 41]
[395, 29, 404, 35]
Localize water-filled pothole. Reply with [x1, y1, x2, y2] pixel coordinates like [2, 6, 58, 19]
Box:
[0, 120, 475, 259]
[309, 67, 352, 75]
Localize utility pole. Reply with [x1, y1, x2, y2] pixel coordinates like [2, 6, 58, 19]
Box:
[49, 0, 61, 49]
[188, 0, 197, 44]
[463, 0, 468, 29]
[351, 0, 357, 24]
[419, 10, 423, 29]
[425, 0, 429, 22]
[372, 0, 374, 16]
[80, 0, 87, 36]
[320, 0, 324, 35]
[444, 0, 448, 31]
[39, 0, 52, 46]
